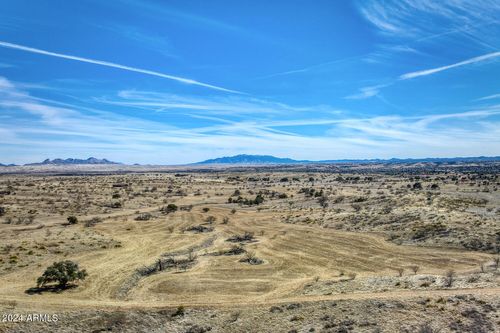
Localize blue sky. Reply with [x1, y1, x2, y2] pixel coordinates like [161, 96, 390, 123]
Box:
[0, 0, 499, 164]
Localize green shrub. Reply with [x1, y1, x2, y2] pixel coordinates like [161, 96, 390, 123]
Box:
[161, 204, 178, 214]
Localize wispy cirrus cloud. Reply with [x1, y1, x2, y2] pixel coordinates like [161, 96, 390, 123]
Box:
[118, 0, 276, 46]
[400, 51, 500, 80]
[0, 62, 14, 68]
[91, 23, 178, 59]
[347, 50, 500, 99]
[2, 76, 500, 164]
[356, 0, 500, 39]
[344, 84, 389, 100]
[256, 55, 361, 80]
[97, 89, 341, 117]
[477, 93, 500, 101]
[0, 40, 241, 94]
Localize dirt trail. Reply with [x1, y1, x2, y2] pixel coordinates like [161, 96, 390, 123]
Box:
[0, 287, 498, 312]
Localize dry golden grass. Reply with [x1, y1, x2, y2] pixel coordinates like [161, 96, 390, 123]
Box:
[0, 170, 497, 315]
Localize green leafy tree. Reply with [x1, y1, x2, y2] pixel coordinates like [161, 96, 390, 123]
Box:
[36, 260, 87, 288]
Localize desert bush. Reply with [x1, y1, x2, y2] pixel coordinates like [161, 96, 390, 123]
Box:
[444, 269, 455, 287]
[84, 217, 102, 227]
[225, 244, 245, 255]
[462, 238, 494, 252]
[135, 213, 152, 221]
[172, 305, 185, 317]
[353, 196, 367, 202]
[67, 216, 78, 225]
[187, 225, 213, 233]
[411, 222, 447, 240]
[2, 244, 13, 253]
[202, 207, 210, 213]
[317, 195, 328, 208]
[205, 216, 216, 224]
[239, 250, 263, 265]
[409, 265, 420, 274]
[351, 204, 362, 212]
[187, 249, 198, 262]
[222, 216, 229, 224]
[110, 202, 122, 208]
[333, 195, 345, 203]
[17, 216, 35, 225]
[417, 323, 439, 333]
[0, 206, 5, 216]
[412, 182, 423, 190]
[253, 193, 264, 204]
[299, 187, 316, 197]
[229, 194, 264, 206]
[227, 232, 254, 242]
[430, 184, 440, 190]
[161, 204, 178, 214]
[36, 260, 87, 288]
[466, 275, 480, 283]
[180, 205, 193, 211]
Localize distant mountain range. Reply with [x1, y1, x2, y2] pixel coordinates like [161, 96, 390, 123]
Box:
[25, 157, 120, 166]
[196, 154, 307, 165]
[195, 154, 500, 165]
[1, 155, 500, 167]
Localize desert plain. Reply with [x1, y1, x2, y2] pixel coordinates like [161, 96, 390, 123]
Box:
[0, 162, 498, 332]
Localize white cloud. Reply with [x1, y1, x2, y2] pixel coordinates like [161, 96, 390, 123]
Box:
[344, 84, 388, 100]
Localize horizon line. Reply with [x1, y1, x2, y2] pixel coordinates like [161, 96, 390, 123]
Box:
[2, 154, 500, 166]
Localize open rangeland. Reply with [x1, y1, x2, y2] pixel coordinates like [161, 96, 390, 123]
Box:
[0, 164, 499, 332]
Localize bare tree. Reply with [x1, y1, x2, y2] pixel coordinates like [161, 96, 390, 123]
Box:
[409, 265, 420, 275]
[158, 259, 163, 271]
[188, 249, 197, 262]
[444, 270, 455, 287]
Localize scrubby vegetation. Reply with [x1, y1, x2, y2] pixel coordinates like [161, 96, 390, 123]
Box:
[0, 162, 498, 332]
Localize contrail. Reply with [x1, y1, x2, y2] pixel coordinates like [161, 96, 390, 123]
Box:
[0, 40, 242, 94]
[400, 51, 500, 80]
